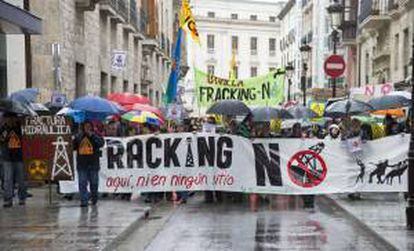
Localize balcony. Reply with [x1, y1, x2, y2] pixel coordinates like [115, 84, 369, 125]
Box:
[358, 0, 391, 30]
[75, 0, 99, 11]
[388, 0, 414, 18]
[341, 21, 357, 45]
[99, 0, 128, 22]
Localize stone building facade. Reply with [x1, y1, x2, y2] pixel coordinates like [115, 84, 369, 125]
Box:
[356, 0, 413, 88]
[29, 0, 175, 106]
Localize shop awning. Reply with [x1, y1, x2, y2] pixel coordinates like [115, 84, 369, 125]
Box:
[0, 0, 42, 34]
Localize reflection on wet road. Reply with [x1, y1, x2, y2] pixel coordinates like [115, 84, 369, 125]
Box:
[145, 195, 387, 251]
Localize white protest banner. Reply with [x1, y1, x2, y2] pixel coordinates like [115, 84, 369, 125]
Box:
[350, 82, 394, 101]
[60, 133, 409, 194]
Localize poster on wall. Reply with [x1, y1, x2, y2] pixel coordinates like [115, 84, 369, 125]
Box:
[194, 68, 286, 107]
[22, 116, 74, 181]
[111, 50, 127, 71]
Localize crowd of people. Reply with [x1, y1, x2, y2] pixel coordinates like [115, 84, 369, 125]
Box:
[0, 110, 410, 208]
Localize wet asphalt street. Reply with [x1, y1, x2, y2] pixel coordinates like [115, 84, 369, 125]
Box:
[118, 195, 391, 251]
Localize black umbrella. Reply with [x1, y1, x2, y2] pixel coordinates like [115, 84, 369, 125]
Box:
[0, 98, 37, 116]
[368, 94, 411, 111]
[324, 99, 373, 118]
[252, 107, 293, 122]
[206, 100, 251, 116]
[287, 106, 319, 119]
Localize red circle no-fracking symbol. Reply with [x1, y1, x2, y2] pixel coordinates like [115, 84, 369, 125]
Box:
[287, 150, 327, 188]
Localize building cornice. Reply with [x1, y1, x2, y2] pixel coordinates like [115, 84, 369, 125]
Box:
[197, 16, 280, 28]
[200, 0, 285, 6]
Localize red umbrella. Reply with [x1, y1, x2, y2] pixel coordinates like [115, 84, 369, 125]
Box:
[124, 103, 164, 120]
[107, 92, 150, 106]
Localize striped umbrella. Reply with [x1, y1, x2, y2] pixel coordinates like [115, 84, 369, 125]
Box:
[122, 110, 162, 126]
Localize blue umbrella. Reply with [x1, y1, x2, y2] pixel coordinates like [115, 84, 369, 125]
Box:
[9, 88, 39, 104]
[57, 107, 86, 123]
[69, 96, 121, 116]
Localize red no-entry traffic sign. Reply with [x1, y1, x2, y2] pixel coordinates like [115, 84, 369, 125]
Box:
[324, 55, 346, 78]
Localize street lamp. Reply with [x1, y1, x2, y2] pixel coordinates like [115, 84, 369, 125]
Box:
[300, 43, 311, 107]
[285, 63, 294, 101]
[406, 36, 414, 230]
[327, 0, 344, 98]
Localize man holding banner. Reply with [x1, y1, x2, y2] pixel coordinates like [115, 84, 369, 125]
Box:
[73, 121, 105, 207]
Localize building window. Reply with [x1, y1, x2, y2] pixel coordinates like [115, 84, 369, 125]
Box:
[231, 13, 238, 20]
[111, 76, 117, 93]
[231, 36, 238, 53]
[269, 16, 276, 22]
[207, 12, 215, 18]
[207, 34, 215, 53]
[250, 15, 258, 21]
[134, 83, 138, 93]
[394, 33, 399, 71]
[269, 38, 276, 56]
[250, 37, 258, 55]
[123, 80, 129, 92]
[403, 28, 410, 78]
[250, 67, 258, 77]
[365, 52, 370, 84]
[100, 72, 108, 97]
[207, 65, 215, 75]
[75, 63, 86, 98]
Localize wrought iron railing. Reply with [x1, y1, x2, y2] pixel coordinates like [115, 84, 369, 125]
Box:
[100, 0, 128, 21]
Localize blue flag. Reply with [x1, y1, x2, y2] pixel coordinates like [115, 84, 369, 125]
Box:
[164, 28, 183, 104]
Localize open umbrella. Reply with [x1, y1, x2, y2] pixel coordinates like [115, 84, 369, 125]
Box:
[107, 92, 150, 106]
[252, 107, 293, 122]
[287, 106, 319, 119]
[57, 107, 86, 123]
[368, 93, 411, 111]
[125, 103, 163, 119]
[30, 103, 50, 115]
[324, 99, 373, 118]
[0, 98, 36, 116]
[9, 88, 39, 104]
[206, 100, 251, 116]
[69, 95, 121, 115]
[122, 110, 162, 126]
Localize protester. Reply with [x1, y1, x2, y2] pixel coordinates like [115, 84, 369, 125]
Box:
[291, 123, 303, 138]
[73, 121, 105, 207]
[1, 114, 26, 208]
[327, 124, 340, 140]
[288, 122, 315, 209]
[203, 117, 223, 203]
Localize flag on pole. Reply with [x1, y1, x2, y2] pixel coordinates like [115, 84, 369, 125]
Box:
[229, 50, 237, 81]
[164, 28, 183, 104]
[180, 0, 200, 44]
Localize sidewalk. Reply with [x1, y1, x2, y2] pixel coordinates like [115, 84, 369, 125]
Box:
[0, 187, 151, 250]
[328, 193, 414, 251]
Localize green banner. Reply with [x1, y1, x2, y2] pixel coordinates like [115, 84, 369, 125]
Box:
[194, 68, 285, 107]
